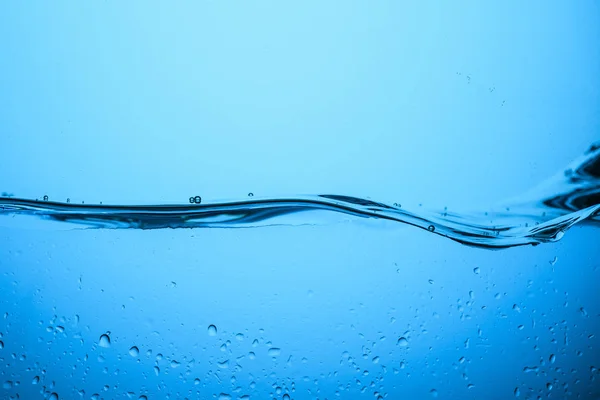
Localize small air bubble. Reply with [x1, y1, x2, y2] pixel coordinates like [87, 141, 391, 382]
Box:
[189, 197, 194, 204]
[194, 196, 201, 204]
[248, 193, 254, 197]
[208, 325, 217, 336]
[43, 195, 49, 201]
[427, 225, 435, 232]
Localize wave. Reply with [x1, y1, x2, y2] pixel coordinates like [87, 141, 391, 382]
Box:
[1, 142, 599, 249]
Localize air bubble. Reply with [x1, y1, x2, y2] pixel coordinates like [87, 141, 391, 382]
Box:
[427, 225, 435, 232]
[248, 193, 254, 197]
[43, 195, 49, 201]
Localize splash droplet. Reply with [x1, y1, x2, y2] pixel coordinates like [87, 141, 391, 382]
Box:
[129, 346, 139, 357]
[208, 325, 217, 336]
[99, 333, 111, 348]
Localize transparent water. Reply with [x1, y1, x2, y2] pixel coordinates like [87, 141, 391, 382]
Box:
[1, 2, 599, 400]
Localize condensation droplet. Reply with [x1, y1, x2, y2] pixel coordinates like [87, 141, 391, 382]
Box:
[32, 376, 40, 384]
[473, 267, 480, 275]
[397, 337, 409, 347]
[99, 333, 111, 348]
[208, 325, 217, 336]
[268, 347, 281, 357]
[129, 346, 139, 357]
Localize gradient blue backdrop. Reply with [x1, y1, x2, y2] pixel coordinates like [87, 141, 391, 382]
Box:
[1, 1, 599, 400]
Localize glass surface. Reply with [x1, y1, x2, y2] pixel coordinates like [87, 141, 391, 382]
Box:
[1, 2, 599, 399]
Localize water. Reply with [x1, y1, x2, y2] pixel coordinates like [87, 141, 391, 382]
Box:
[1, 2, 599, 399]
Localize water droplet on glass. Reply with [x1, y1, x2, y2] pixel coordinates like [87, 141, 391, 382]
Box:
[139, 396, 148, 400]
[0, 340, 3, 349]
[170, 360, 180, 368]
[430, 389, 439, 397]
[3, 381, 13, 389]
[208, 325, 217, 336]
[32, 376, 40, 384]
[268, 348, 281, 357]
[549, 354, 556, 363]
[43, 195, 49, 201]
[248, 192, 254, 197]
[219, 393, 232, 400]
[428, 279, 434, 285]
[49, 393, 59, 400]
[473, 267, 480, 275]
[397, 337, 409, 347]
[128, 346, 139, 357]
[66, 198, 70, 203]
[193, 195, 201, 204]
[427, 225, 435, 232]
[514, 387, 520, 397]
[153, 366, 160, 376]
[194, 378, 200, 385]
[99, 333, 111, 348]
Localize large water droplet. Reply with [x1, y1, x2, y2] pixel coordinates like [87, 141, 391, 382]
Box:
[268, 347, 281, 357]
[129, 346, 139, 357]
[397, 337, 409, 347]
[208, 325, 217, 336]
[99, 334, 111, 348]
[49, 393, 59, 400]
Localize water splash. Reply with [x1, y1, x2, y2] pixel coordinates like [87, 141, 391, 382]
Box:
[1, 143, 599, 249]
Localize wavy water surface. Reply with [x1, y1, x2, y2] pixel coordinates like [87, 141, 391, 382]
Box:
[1, 143, 599, 249]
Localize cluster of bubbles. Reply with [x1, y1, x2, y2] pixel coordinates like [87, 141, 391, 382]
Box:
[189, 196, 202, 204]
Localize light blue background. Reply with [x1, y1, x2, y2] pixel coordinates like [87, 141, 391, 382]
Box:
[1, 2, 599, 400]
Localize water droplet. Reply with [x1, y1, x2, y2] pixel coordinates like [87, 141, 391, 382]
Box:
[0, 340, 3, 349]
[32, 376, 40, 384]
[268, 347, 281, 357]
[99, 333, 111, 348]
[153, 366, 160, 376]
[139, 396, 148, 400]
[193, 195, 201, 204]
[427, 225, 435, 232]
[170, 360, 180, 368]
[49, 393, 59, 400]
[428, 279, 434, 285]
[430, 389, 438, 397]
[3, 381, 13, 389]
[549, 354, 556, 363]
[43, 195, 49, 201]
[397, 337, 409, 347]
[194, 378, 200, 385]
[128, 346, 139, 357]
[219, 394, 232, 400]
[514, 387, 520, 397]
[66, 198, 70, 203]
[473, 267, 480, 275]
[208, 325, 217, 336]
[546, 382, 553, 391]
[549, 256, 558, 266]
[248, 192, 254, 197]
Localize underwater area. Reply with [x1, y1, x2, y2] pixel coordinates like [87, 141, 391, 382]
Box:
[1, 2, 599, 399]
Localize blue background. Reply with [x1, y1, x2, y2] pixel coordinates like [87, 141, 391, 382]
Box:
[1, 1, 599, 399]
